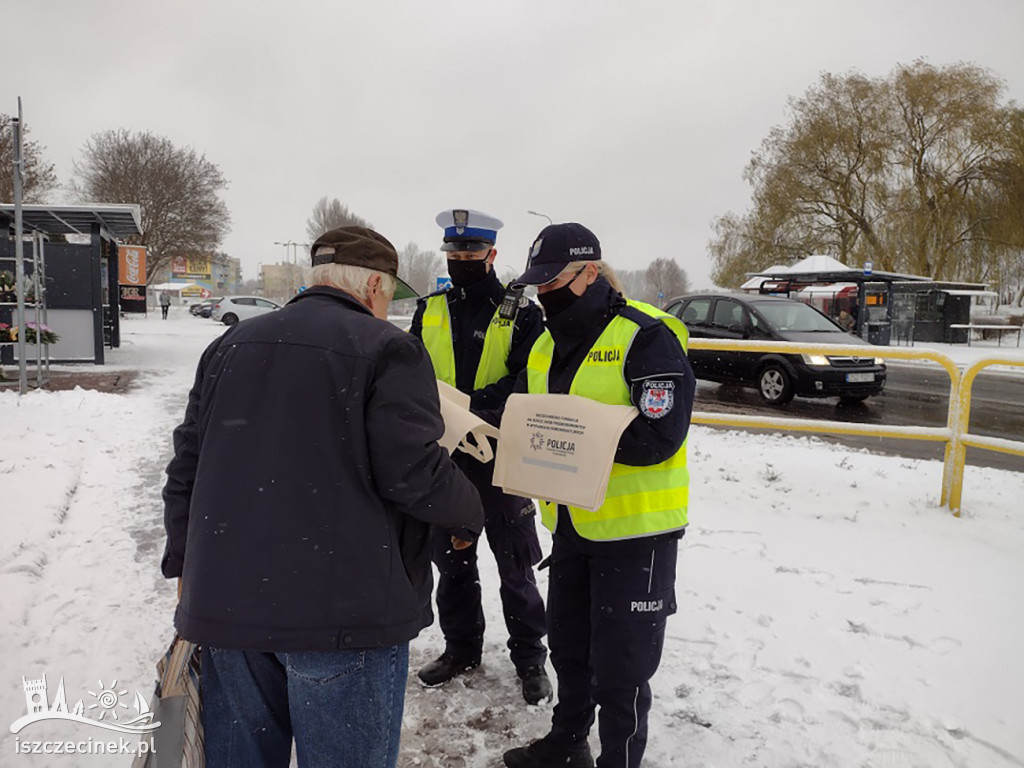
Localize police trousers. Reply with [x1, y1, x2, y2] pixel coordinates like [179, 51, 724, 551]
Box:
[431, 457, 547, 671]
[546, 510, 680, 768]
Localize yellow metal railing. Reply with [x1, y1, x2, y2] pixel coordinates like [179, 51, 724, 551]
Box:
[946, 358, 1024, 511]
[686, 339, 1023, 515]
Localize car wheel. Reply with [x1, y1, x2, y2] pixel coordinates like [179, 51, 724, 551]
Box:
[222, 313, 239, 325]
[758, 363, 795, 406]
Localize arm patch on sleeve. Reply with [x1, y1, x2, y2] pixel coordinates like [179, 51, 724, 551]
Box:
[640, 380, 675, 419]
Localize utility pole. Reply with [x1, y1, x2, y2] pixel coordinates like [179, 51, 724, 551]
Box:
[12, 99, 27, 395]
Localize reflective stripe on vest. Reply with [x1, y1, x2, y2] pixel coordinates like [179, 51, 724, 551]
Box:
[525, 299, 690, 541]
[420, 294, 513, 389]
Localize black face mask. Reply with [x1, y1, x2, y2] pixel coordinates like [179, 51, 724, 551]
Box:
[537, 268, 587, 318]
[447, 257, 489, 287]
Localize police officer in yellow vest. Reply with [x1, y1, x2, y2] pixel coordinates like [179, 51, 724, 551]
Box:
[500, 223, 695, 768]
[410, 208, 552, 704]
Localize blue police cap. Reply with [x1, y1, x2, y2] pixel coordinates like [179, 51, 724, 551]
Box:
[514, 223, 601, 286]
[436, 208, 504, 252]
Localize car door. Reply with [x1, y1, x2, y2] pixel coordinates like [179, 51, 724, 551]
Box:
[738, 305, 774, 380]
[667, 298, 715, 379]
[231, 297, 257, 319]
[705, 298, 749, 381]
[254, 298, 280, 315]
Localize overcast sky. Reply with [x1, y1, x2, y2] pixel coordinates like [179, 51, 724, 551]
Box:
[6, 0, 1024, 289]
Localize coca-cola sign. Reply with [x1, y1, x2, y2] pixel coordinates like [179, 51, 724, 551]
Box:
[118, 246, 147, 286]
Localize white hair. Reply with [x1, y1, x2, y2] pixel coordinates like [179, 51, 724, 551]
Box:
[558, 260, 626, 296]
[310, 263, 396, 302]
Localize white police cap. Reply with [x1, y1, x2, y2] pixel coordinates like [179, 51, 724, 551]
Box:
[436, 208, 504, 252]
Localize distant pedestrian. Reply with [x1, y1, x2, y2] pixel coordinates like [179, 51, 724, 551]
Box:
[162, 226, 484, 768]
[159, 291, 171, 319]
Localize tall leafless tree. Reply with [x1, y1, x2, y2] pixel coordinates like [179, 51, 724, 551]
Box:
[396, 242, 443, 296]
[305, 197, 373, 242]
[71, 129, 231, 284]
[644, 257, 690, 305]
[0, 115, 58, 203]
[613, 267, 646, 299]
[386, 241, 442, 313]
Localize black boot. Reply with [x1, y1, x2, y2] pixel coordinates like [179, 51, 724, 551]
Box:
[416, 650, 481, 687]
[503, 733, 594, 768]
[518, 665, 553, 705]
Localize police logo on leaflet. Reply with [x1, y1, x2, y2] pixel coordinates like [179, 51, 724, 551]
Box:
[640, 380, 674, 419]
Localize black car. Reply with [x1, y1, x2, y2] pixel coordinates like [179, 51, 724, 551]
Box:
[664, 293, 886, 405]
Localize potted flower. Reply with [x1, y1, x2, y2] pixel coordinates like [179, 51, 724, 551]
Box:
[10, 321, 60, 345]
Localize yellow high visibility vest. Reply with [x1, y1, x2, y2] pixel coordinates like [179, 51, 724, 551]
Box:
[420, 293, 514, 389]
[526, 300, 690, 541]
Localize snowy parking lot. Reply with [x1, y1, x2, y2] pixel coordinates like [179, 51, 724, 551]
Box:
[2, 309, 1022, 767]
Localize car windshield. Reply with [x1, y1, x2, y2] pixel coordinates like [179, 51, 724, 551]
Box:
[753, 301, 839, 332]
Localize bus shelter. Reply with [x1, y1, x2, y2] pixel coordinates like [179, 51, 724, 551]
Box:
[0, 204, 142, 364]
[745, 256, 989, 345]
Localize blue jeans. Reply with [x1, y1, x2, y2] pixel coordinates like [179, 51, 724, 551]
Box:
[201, 644, 409, 768]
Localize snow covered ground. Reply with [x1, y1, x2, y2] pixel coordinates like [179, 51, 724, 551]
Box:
[1, 308, 1022, 767]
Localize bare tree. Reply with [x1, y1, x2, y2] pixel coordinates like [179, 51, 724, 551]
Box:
[613, 267, 646, 299]
[0, 115, 58, 203]
[305, 197, 372, 242]
[645, 258, 690, 305]
[71, 129, 231, 284]
[397, 242, 443, 295]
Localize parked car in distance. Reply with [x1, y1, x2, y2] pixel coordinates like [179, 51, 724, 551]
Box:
[663, 293, 886, 406]
[189, 297, 223, 318]
[210, 296, 282, 325]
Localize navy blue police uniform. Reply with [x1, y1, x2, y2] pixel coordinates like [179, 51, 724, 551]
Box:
[498, 223, 696, 768]
[410, 209, 550, 702]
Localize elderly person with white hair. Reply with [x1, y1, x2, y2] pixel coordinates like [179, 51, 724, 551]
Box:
[162, 226, 483, 768]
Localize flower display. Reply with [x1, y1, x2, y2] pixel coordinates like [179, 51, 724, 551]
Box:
[9, 321, 59, 345]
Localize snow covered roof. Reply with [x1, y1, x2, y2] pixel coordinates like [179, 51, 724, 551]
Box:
[740, 266, 790, 290]
[786, 254, 851, 273]
[746, 254, 931, 284]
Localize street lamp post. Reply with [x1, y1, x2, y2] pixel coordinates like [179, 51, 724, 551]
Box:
[527, 210, 553, 226]
[274, 241, 312, 297]
[273, 240, 292, 297]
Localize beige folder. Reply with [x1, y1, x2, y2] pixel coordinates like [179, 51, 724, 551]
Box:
[493, 393, 638, 511]
[435, 380, 501, 463]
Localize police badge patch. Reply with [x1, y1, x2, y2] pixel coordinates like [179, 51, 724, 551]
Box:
[640, 380, 674, 419]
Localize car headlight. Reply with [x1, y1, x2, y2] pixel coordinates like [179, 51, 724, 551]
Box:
[874, 357, 884, 365]
[800, 353, 830, 366]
